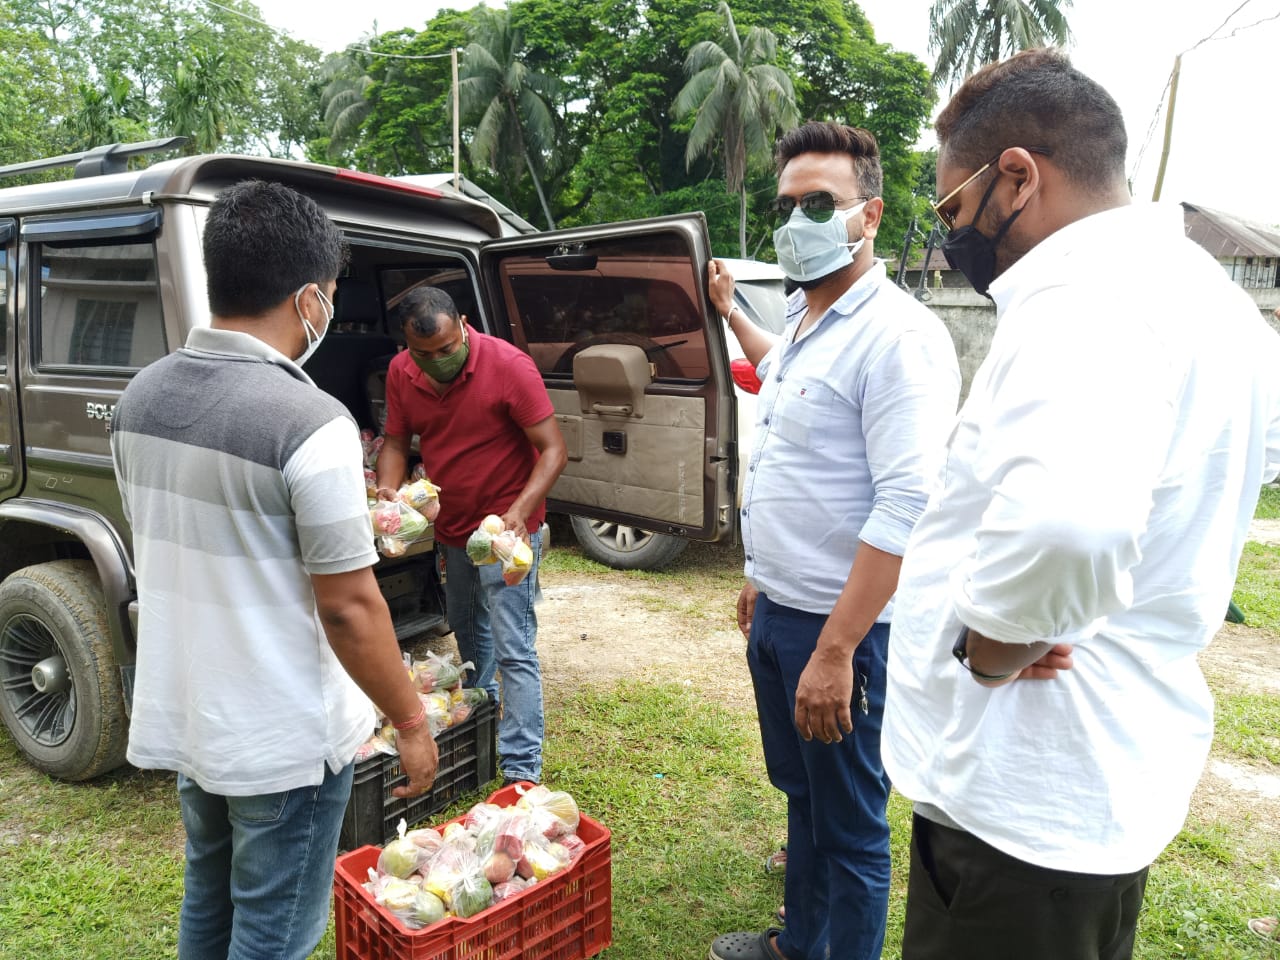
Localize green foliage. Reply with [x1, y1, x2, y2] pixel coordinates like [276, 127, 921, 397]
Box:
[0, 7, 78, 168]
[159, 48, 250, 155]
[2, 0, 323, 166]
[1231, 542, 1280, 633]
[62, 73, 150, 151]
[347, 22, 468, 175]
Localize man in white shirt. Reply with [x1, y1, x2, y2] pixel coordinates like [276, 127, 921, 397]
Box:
[882, 49, 1280, 960]
[707, 122, 960, 960]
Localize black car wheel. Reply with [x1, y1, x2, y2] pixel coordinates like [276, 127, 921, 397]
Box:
[0, 560, 128, 780]
[568, 515, 688, 571]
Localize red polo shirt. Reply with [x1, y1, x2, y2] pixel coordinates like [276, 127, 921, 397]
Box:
[383, 327, 555, 547]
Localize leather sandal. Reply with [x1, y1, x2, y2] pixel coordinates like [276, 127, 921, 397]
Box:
[709, 927, 788, 960]
[764, 844, 786, 875]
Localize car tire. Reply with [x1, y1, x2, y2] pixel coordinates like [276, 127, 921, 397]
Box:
[0, 560, 128, 781]
[568, 514, 688, 570]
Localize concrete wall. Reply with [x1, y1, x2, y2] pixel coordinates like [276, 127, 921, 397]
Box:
[920, 287, 1280, 402]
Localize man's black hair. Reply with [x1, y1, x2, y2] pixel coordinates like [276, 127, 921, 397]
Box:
[936, 48, 1127, 193]
[774, 122, 883, 198]
[202, 180, 348, 317]
[392, 286, 461, 339]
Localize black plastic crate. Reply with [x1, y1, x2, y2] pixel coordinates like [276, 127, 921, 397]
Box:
[340, 698, 497, 850]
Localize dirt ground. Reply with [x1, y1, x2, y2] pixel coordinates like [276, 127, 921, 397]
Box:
[419, 535, 1280, 857]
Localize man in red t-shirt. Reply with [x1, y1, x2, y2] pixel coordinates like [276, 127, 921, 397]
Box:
[376, 286, 567, 784]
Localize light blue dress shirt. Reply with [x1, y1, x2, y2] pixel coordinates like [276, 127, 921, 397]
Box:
[742, 266, 960, 618]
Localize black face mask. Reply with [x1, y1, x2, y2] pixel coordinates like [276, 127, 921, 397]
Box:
[941, 172, 1022, 298]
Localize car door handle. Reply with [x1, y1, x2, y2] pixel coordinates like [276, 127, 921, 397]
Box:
[591, 403, 633, 416]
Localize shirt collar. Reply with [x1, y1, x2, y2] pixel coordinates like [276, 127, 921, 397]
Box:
[785, 260, 886, 327]
[183, 326, 315, 385]
[989, 203, 1182, 314]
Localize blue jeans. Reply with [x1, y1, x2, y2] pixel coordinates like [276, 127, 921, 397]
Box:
[176, 762, 354, 960]
[747, 593, 892, 960]
[441, 530, 544, 782]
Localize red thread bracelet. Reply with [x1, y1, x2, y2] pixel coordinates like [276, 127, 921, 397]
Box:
[393, 703, 427, 731]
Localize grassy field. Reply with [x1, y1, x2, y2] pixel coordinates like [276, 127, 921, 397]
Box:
[1254, 485, 1280, 520]
[0, 496, 1278, 959]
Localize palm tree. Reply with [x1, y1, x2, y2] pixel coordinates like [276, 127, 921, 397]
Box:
[319, 50, 375, 162]
[64, 72, 148, 149]
[458, 7, 560, 229]
[673, 2, 799, 258]
[928, 0, 1073, 89]
[159, 48, 248, 155]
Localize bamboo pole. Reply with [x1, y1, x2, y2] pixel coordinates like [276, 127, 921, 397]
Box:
[1152, 54, 1182, 201]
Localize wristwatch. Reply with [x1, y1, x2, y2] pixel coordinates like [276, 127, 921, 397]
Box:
[951, 626, 1014, 682]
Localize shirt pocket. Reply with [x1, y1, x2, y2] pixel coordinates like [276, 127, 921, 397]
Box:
[771, 378, 834, 450]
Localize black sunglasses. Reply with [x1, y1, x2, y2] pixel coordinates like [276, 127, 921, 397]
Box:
[766, 191, 869, 224]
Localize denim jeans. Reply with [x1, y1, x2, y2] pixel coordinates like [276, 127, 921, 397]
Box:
[441, 530, 544, 782]
[747, 593, 892, 960]
[176, 762, 354, 960]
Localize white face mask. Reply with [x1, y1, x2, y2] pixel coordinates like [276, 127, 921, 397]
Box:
[773, 201, 868, 282]
[293, 284, 334, 365]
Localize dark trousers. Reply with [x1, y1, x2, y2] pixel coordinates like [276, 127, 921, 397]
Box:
[903, 813, 1150, 960]
[748, 594, 892, 960]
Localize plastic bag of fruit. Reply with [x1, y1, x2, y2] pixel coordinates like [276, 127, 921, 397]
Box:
[370, 499, 430, 558]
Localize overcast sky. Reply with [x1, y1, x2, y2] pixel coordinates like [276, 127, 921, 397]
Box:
[252, 0, 1280, 225]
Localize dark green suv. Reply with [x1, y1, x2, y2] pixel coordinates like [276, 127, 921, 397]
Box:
[0, 140, 742, 780]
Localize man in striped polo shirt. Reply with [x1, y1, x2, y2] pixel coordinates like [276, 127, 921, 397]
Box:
[111, 180, 438, 960]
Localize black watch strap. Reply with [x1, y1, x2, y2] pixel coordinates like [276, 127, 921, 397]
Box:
[951, 626, 1015, 682]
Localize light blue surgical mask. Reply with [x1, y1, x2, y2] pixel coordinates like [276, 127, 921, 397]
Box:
[772, 201, 867, 283]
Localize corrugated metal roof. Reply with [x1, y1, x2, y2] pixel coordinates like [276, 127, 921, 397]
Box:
[1182, 202, 1280, 259]
[903, 245, 952, 271]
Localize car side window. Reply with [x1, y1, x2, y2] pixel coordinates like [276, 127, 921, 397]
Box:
[36, 240, 165, 370]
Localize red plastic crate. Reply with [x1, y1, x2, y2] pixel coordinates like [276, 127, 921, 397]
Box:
[333, 784, 612, 960]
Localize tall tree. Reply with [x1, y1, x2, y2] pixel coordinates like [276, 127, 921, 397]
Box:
[159, 48, 249, 155]
[319, 49, 376, 162]
[0, 6, 78, 167]
[63, 72, 148, 149]
[458, 6, 560, 228]
[928, 0, 1073, 89]
[673, 2, 798, 258]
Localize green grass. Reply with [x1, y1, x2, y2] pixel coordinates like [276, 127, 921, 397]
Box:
[3, 532, 1279, 958]
[3, 675, 1278, 959]
[1137, 818, 1280, 958]
[1255, 484, 1280, 519]
[1232, 542, 1280, 632]
[1215, 692, 1280, 765]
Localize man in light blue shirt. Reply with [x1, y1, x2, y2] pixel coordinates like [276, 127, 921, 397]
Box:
[707, 121, 960, 960]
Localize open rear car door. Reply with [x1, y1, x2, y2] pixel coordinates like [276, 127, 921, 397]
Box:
[477, 215, 738, 544]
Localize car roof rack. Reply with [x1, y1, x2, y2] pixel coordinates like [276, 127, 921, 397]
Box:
[0, 136, 189, 182]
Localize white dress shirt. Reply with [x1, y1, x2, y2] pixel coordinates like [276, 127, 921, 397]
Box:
[883, 202, 1280, 874]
